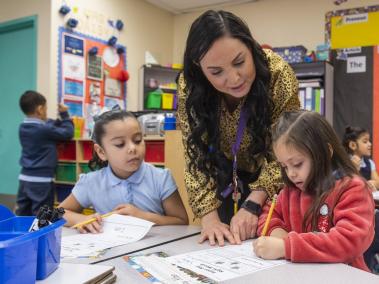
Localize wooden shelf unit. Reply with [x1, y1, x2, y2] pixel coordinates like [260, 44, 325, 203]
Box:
[164, 130, 200, 225]
[290, 61, 334, 125]
[55, 139, 93, 202]
[144, 135, 165, 167]
[139, 64, 181, 111]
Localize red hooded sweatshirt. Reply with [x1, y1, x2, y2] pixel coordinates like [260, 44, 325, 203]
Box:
[257, 176, 375, 272]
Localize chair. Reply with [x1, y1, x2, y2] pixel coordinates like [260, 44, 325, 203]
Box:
[364, 210, 379, 274]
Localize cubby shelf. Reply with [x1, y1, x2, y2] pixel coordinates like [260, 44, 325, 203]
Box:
[290, 61, 334, 125]
[55, 139, 94, 202]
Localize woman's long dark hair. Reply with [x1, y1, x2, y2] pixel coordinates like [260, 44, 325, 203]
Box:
[88, 110, 138, 170]
[183, 10, 273, 187]
[272, 111, 358, 232]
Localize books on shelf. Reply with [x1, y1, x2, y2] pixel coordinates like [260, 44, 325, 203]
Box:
[298, 87, 325, 115]
[298, 78, 322, 88]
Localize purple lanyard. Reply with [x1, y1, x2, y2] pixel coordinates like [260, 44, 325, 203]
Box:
[221, 106, 249, 198]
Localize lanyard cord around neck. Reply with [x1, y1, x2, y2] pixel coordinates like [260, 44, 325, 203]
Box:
[220, 105, 249, 214]
[232, 106, 249, 174]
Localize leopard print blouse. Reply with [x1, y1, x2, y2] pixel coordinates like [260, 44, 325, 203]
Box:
[177, 49, 300, 218]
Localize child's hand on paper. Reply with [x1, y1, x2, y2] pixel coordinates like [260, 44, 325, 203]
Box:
[253, 236, 285, 260]
[77, 213, 103, 234]
[114, 204, 143, 218]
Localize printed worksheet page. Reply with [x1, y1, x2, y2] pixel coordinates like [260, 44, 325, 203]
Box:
[61, 214, 154, 258]
[164, 241, 287, 282]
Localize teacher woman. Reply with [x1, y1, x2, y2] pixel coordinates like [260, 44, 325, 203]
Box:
[177, 10, 300, 245]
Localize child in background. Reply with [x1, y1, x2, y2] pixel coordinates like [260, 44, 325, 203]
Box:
[16, 90, 74, 216]
[60, 109, 188, 233]
[343, 126, 379, 191]
[253, 111, 374, 272]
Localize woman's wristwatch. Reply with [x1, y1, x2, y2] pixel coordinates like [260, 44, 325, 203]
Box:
[241, 200, 262, 216]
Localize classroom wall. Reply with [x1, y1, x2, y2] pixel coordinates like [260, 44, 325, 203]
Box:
[2, 0, 378, 114]
[50, 0, 174, 112]
[0, 0, 175, 115]
[0, 0, 52, 111]
[172, 0, 379, 64]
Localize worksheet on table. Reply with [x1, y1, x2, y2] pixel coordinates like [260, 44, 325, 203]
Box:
[164, 241, 287, 282]
[61, 215, 154, 258]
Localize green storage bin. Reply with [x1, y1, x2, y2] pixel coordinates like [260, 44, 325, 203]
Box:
[56, 163, 76, 182]
[79, 163, 91, 174]
[146, 91, 162, 109]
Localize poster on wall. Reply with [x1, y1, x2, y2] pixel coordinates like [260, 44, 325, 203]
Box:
[64, 99, 83, 117]
[104, 77, 122, 98]
[58, 27, 127, 138]
[104, 97, 124, 110]
[63, 54, 85, 81]
[325, 5, 379, 49]
[64, 34, 84, 56]
[61, 33, 85, 116]
[87, 55, 103, 80]
[64, 79, 84, 97]
[326, 5, 379, 166]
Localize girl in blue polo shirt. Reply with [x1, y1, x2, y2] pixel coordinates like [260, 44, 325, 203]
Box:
[60, 110, 188, 233]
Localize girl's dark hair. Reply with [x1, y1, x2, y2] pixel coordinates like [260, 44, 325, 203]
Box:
[88, 110, 138, 170]
[342, 126, 369, 155]
[272, 111, 358, 232]
[183, 10, 273, 186]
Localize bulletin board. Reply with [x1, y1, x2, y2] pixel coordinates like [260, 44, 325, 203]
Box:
[325, 5, 379, 49]
[58, 27, 127, 120]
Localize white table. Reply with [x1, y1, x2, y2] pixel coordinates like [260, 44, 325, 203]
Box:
[102, 235, 379, 284]
[61, 225, 200, 264]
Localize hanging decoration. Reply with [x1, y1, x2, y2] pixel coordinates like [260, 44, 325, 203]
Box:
[59, 5, 71, 15]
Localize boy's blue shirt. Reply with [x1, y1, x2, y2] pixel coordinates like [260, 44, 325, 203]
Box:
[19, 111, 74, 178]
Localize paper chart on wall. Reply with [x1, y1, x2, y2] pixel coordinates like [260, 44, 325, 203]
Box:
[105, 77, 122, 97]
[63, 53, 85, 81]
[61, 215, 154, 258]
[164, 241, 287, 282]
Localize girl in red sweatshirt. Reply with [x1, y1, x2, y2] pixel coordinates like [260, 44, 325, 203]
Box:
[253, 111, 375, 272]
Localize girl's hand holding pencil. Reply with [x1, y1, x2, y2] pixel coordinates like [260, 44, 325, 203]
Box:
[71, 212, 114, 234]
[253, 236, 285, 260]
[252, 194, 285, 260]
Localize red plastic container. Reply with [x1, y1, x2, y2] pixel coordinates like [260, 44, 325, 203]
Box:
[81, 141, 93, 161]
[57, 141, 76, 160]
[145, 141, 164, 163]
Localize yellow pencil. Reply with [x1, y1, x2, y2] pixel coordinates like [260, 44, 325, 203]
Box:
[71, 211, 115, 229]
[261, 194, 277, 236]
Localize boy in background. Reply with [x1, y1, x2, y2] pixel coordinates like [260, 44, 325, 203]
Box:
[16, 90, 74, 216]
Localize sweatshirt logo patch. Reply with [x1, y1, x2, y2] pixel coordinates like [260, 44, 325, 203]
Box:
[317, 204, 330, 233]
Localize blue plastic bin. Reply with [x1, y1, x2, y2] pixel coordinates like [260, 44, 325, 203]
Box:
[0, 205, 14, 221]
[0, 216, 65, 283]
[36, 218, 65, 279]
[163, 114, 176, 130]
